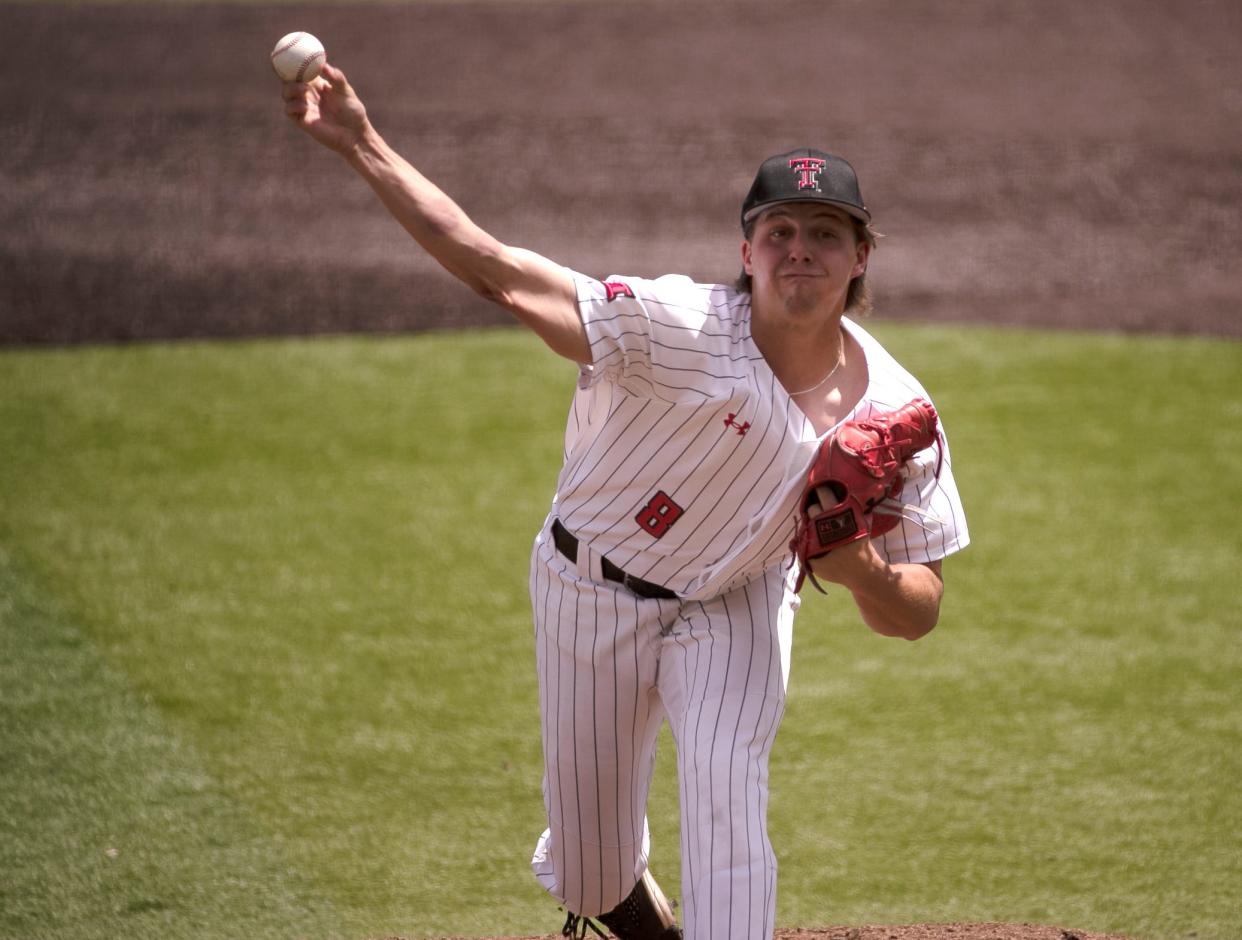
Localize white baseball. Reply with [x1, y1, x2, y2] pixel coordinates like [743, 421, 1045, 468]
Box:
[270, 32, 326, 83]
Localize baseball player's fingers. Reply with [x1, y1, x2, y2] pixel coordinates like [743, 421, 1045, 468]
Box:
[320, 62, 354, 96]
[814, 484, 840, 511]
[281, 81, 308, 101]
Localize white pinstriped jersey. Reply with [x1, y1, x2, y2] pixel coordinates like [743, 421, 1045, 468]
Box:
[552, 271, 970, 601]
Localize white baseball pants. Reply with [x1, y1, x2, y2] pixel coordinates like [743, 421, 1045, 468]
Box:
[529, 522, 797, 940]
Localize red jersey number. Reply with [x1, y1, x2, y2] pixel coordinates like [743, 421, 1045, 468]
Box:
[635, 491, 684, 539]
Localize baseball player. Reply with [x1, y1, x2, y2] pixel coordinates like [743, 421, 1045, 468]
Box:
[282, 63, 968, 940]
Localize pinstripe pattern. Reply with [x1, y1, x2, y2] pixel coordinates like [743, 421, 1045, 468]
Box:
[530, 521, 797, 938]
[530, 524, 671, 916]
[528, 271, 969, 938]
[556, 272, 970, 599]
[661, 565, 793, 939]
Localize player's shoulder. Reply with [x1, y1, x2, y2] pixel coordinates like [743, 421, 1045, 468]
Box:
[592, 272, 747, 318]
[845, 316, 933, 402]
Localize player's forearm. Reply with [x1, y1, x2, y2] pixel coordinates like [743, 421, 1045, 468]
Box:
[344, 124, 505, 293]
[340, 126, 587, 362]
[811, 546, 943, 640]
[850, 560, 942, 640]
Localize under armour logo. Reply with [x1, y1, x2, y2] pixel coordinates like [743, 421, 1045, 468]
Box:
[603, 280, 636, 302]
[789, 157, 827, 192]
[723, 413, 751, 436]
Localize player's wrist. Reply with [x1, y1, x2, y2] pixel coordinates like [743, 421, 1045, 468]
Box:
[808, 538, 886, 588]
[340, 120, 382, 164]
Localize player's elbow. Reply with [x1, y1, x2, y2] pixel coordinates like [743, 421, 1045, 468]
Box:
[470, 275, 506, 305]
[863, 591, 941, 641]
[868, 610, 938, 641]
[900, 609, 939, 641]
[465, 245, 530, 309]
[450, 239, 506, 301]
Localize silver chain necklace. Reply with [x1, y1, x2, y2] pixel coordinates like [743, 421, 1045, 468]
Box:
[786, 345, 846, 396]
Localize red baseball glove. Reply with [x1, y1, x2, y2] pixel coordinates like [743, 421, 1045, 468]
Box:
[791, 399, 940, 592]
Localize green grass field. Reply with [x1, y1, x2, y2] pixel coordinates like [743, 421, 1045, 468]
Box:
[1, 324, 1239, 940]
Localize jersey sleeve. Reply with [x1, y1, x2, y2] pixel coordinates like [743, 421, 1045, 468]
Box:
[871, 426, 970, 565]
[569, 270, 737, 403]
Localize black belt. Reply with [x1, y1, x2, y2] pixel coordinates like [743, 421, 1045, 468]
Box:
[551, 519, 678, 600]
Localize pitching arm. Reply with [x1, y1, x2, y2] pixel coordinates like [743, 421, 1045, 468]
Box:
[282, 64, 589, 364]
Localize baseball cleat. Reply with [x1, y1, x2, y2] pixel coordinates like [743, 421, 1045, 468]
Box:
[597, 870, 682, 939]
[561, 911, 607, 939]
[560, 869, 682, 939]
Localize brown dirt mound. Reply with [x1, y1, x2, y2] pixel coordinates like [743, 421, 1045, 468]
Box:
[771, 926, 1137, 940]
[396, 927, 1138, 940]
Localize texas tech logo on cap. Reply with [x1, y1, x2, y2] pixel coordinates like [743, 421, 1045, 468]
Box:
[740, 148, 871, 227]
[789, 156, 826, 192]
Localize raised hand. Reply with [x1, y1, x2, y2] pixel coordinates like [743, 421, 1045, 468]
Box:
[282, 62, 370, 157]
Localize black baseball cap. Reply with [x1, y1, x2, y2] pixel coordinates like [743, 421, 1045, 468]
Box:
[741, 148, 870, 228]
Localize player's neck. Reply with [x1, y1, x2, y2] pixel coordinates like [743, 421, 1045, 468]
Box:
[778, 327, 868, 434]
[750, 298, 848, 391]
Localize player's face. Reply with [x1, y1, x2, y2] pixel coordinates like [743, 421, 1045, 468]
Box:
[742, 204, 869, 318]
